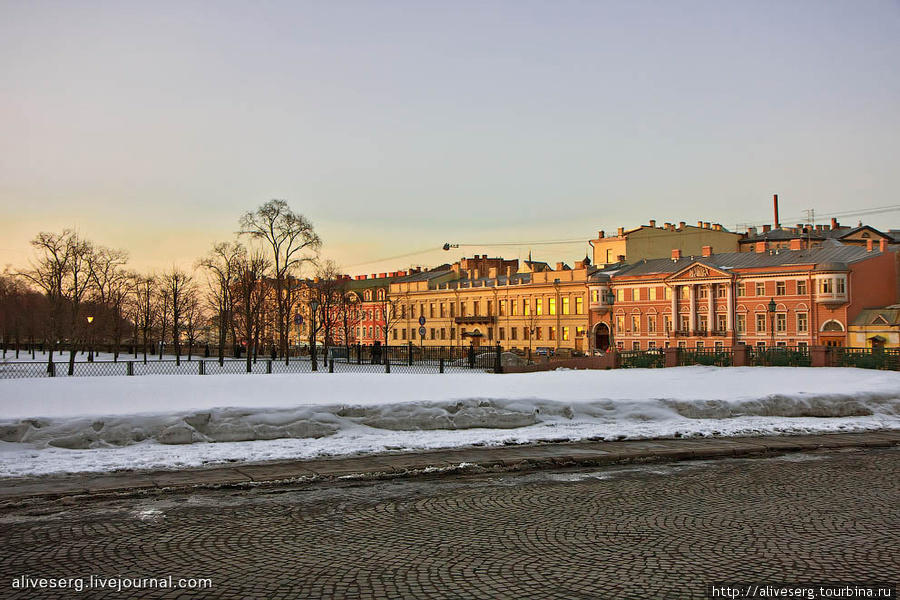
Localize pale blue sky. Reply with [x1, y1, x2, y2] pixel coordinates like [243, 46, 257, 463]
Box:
[2, 0, 898, 274]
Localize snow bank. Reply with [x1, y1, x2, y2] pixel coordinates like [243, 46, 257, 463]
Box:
[1, 367, 898, 477]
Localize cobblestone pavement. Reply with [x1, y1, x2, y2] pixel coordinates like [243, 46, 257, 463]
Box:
[1, 447, 898, 599]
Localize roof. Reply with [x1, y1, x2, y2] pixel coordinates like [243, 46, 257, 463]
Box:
[610, 245, 883, 279]
[395, 265, 453, 283]
[851, 307, 900, 328]
[740, 228, 823, 243]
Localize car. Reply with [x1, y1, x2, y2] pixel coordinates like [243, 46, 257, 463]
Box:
[534, 347, 555, 357]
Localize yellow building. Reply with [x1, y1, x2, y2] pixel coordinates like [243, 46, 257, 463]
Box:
[849, 306, 900, 349]
[388, 255, 591, 355]
[591, 220, 740, 267]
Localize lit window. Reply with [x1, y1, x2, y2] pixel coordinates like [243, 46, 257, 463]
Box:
[548, 298, 556, 315]
[562, 297, 570, 315]
[575, 297, 583, 314]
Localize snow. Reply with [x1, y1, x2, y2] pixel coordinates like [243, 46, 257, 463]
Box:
[1, 367, 899, 478]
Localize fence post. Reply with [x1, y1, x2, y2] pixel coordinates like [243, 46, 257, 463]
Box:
[407, 341, 413, 366]
[440, 357, 445, 374]
[468, 345, 475, 369]
[127, 361, 134, 376]
[357, 343, 362, 365]
[199, 360, 205, 375]
[385, 357, 391, 373]
[664, 347, 679, 368]
[329, 358, 334, 373]
[733, 345, 750, 367]
[267, 359, 272, 374]
[494, 342, 502, 373]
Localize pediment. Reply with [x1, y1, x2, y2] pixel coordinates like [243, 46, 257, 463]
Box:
[667, 262, 731, 282]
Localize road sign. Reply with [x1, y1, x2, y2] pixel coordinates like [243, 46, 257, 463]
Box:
[294, 314, 303, 326]
[418, 326, 427, 337]
[418, 316, 426, 326]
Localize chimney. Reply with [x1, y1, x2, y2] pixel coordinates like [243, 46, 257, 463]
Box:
[773, 194, 780, 229]
[506, 266, 515, 278]
[556, 262, 565, 270]
[704, 222, 710, 229]
[378, 272, 387, 278]
[697, 221, 703, 228]
[617, 227, 624, 237]
[702, 246, 713, 257]
[762, 225, 771, 233]
[598, 230, 605, 239]
[664, 222, 672, 230]
[678, 221, 686, 230]
[649, 219, 656, 228]
[616, 255, 625, 263]
[756, 241, 767, 253]
[789, 239, 803, 251]
[671, 249, 682, 261]
[867, 239, 874, 252]
[748, 226, 757, 236]
[880, 239, 887, 252]
[831, 218, 838, 229]
[370, 274, 376, 279]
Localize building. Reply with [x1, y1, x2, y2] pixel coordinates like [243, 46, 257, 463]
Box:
[739, 218, 898, 253]
[590, 221, 740, 267]
[388, 256, 591, 354]
[849, 306, 900, 349]
[588, 242, 898, 352]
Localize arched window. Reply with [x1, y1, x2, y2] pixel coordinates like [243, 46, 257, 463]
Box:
[822, 320, 844, 332]
[364, 290, 372, 301]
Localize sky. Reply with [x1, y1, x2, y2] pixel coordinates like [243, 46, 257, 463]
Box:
[1, 0, 898, 276]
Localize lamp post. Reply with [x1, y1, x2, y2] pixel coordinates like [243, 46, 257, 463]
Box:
[768, 298, 776, 349]
[604, 289, 615, 352]
[86, 316, 94, 362]
[310, 298, 319, 371]
[553, 278, 561, 354]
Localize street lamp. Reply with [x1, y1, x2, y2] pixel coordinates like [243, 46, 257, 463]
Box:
[86, 315, 94, 362]
[310, 298, 320, 371]
[553, 278, 561, 354]
[768, 298, 776, 348]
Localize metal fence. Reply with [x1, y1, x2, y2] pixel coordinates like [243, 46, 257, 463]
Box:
[748, 346, 812, 367]
[678, 348, 734, 367]
[834, 347, 900, 371]
[619, 350, 665, 369]
[0, 345, 503, 380]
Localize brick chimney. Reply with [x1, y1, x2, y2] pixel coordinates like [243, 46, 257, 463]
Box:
[867, 239, 874, 252]
[762, 225, 771, 233]
[556, 262, 565, 270]
[756, 241, 767, 253]
[671, 249, 682, 261]
[789, 239, 803, 251]
[880, 239, 887, 252]
[598, 230, 605, 239]
[702, 246, 713, 257]
[617, 227, 625, 237]
[831, 218, 839, 229]
[649, 219, 656, 228]
[678, 221, 686, 230]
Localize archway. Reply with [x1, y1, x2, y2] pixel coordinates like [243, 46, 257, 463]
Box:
[594, 323, 610, 352]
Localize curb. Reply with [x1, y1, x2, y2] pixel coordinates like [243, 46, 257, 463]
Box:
[2, 431, 899, 505]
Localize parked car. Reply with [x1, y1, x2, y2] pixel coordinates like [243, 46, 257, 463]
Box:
[534, 347, 555, 357]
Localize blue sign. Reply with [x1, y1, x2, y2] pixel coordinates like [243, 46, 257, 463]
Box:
[418, 316, 426, 326]
[418, 326, 427, 337]
[294, 314, 303, 326]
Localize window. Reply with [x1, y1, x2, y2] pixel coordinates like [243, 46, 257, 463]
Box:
[575, 297, 583, 315]
[499, 300, 507, 316]
[680, 287, 690, 299]
[536, 299, 543, 315]
[736, 314, 746, 333]
[562, 327, 569, 341]
[776, 281, 786, 296]
[664, 315, 672, 334]
[535, 327, 542, 340]
[679, 314, 689, 331]
[631, 315, 640, 333]
[696, 341, 704, 349]
[698, 315, 708, 333]
[523, 300, 530, 316]
[402, 329, 407, 340]
[430, 328, 435, 340]
[756, 282, 766, 296]
[440, 303, 446, 318]
[648, 341, 657, 350]
[716, 314, 727, 332]
[819, 279, 833, 294]
[511, 327, 518, 340]
[757, 341, 767, 348]
[499, 327, 505, 340]
[576, 326, 584, 338]
[459, 302, 467, 316]
[486, 301, 492, 316]
[616, 288, 625, 302]
[524, 327, 530, 340]
[562, 297, 570, 315]
[737, 283, 746, 297]
[473, 301, 480, 316]
[649, 287, 657, 301]
[487, 327, 493, 341]
[392, 329, 398, 340]
[797, 280, 807, 295]
[837, 278, 845, 294]
[511, 300, 518, 316]
[549, 327, 556, 341]
[616, 316, 626, 334]
[450, 303, 455, 317]
[441, 328, 446, 340]
[647, 315, 656, 333]
[698, 286, 708, 299]
[714, 341, 723, 350]
[450, 328, 456, 340]
[798, 341, 808, 349]
[664, 287, 672, 300]
[591, 289, 600, 303]
[632, 341, 641, 350]
[756, 313, 767, 332]
[797, 313, 808, 333]
[678, 341, 686, 349]
[776, 314, 786, 333]
[548, 298, 556, 315]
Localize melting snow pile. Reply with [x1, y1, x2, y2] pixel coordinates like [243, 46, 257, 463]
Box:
[1, 367, 899, 477]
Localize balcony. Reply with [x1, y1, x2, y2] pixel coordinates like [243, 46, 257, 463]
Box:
[454, 315, 496, 325]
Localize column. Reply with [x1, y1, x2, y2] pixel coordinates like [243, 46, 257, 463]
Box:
[707, 284, 714, 333]
[726, 283, 734, 333]
[670, 285, 677, 333]
[688, 285, 696, 333]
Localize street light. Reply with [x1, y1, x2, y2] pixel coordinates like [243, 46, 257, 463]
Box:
[553, 278, 561, 354]
[86, 315, 94, 362]
[310, 298, 320, 372]
[768, 298, 776, 349]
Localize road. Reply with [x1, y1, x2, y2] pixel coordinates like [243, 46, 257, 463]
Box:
[2, 447, 898, 599]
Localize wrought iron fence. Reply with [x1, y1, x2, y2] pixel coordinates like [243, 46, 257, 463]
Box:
[748, 346, 811, 367]
[0, 345, 502, 380]
[619, 350, 665, 369]
[678, 348, 733, 367]
[834, 347, 900, 371]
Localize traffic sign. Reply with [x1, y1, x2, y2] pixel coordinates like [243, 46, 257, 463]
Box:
[418, 316, 426, 326]
[294, 314, 303, 326]
[418, 326, 427, 337]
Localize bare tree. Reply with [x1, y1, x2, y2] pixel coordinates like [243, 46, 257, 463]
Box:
[90, 246, 130, 361]
[239, 200, 321, 364]
[134, 274, 156, 363]
[198, 241, 242, 366]
[20, 230, 97, 375]
[182, 285, 203, 361]
[336, 280, 361, 354]
[310, 261, 343, 360]
[161, 266, 194, 366]
[234, 250, 271, 372]
[379, 288, 407, 348]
